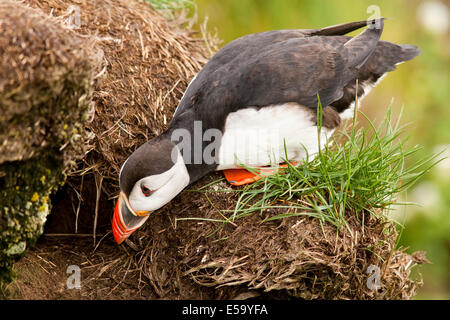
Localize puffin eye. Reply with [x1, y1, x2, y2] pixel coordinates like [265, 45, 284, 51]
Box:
[141, 184, 153, 197]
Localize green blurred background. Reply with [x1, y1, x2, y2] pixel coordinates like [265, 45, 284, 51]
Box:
[191, 0, 450, 299]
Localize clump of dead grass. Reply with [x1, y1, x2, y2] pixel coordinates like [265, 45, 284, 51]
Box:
[124, 177, 428, 300]
[0, 0, 100, 166]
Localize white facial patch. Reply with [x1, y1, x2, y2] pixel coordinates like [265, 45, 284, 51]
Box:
[128, 146, 189, 212]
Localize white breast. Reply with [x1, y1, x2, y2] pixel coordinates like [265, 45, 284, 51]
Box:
[216, 103, 334, 170]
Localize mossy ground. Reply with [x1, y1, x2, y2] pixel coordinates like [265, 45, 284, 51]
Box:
[0, 154, 64, 283]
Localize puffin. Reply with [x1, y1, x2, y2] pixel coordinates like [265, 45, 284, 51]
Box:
[112, 18, 420, 244]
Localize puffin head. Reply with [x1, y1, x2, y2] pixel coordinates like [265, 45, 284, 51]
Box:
[112, 138, 190, 244]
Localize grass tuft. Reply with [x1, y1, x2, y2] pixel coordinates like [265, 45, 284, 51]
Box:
[228, 104, 441, 231]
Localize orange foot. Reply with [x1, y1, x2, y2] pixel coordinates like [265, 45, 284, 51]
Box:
[223, 161, 299, 186]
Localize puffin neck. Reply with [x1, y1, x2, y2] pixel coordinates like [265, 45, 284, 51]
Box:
[161, 127, 219, 184]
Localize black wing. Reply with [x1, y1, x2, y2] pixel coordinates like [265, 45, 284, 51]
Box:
[170, 19, 386, 131]
[172, 19, 371, 119]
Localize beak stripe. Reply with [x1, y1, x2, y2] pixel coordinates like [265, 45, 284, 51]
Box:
[112, 193, 149, 244]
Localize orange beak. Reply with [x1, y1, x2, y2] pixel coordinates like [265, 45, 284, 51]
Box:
[112, 192, 149, 244]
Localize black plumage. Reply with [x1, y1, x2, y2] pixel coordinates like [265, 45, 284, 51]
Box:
[171, 19, 420, 130]
[164, 18, 420, 182]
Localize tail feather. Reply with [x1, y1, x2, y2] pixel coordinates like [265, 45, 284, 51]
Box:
[331, 39, 420, 114]
[343, 18, 385, 69]
[399, 44, 421, 62]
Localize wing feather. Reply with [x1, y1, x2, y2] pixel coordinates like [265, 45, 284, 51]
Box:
[170, 19, 385, 131]
[172, 20, 371, 119]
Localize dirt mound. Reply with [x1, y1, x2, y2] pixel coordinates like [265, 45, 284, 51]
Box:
[126, 177, 427, 300]
[0, 0, 101, 281]
[0, 1, 99, 165]
[3, 174, 428, 299]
